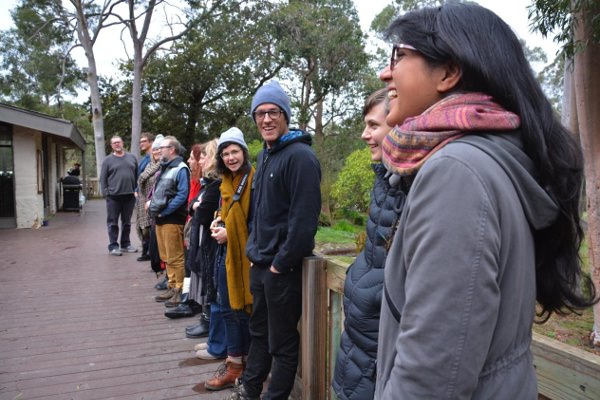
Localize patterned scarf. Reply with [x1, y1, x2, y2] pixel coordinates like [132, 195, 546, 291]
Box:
[382, 92, 521, 176]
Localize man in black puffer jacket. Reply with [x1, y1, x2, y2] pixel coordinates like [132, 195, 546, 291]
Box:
[332, 89, 406, 399]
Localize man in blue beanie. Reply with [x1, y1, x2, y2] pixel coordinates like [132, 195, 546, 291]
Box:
[226, 81, 321, 400]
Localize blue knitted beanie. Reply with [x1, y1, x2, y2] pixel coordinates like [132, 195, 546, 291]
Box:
[250, 80, 291, 123]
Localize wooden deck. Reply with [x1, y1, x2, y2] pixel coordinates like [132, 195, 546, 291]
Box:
[0, 200, 226, 399]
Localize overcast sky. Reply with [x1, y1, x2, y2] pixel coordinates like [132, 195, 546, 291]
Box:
[0, 0, 558, 81]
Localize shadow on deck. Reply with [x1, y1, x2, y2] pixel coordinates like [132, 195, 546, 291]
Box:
[0, 199, 226, 399]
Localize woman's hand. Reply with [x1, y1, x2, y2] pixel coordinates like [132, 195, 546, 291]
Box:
[211, 225, 227, 244]
[210, 217, 222, 230]
[210, 217, 227, 244]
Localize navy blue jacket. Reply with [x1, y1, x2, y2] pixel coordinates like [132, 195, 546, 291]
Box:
[246, 130, 321, 273]
[332, 164, 405, 399]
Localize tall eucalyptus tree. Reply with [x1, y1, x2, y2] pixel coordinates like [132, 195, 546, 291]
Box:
[0, 0, 84, 109]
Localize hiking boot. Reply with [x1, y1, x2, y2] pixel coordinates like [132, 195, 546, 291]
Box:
[205, 361, 244, 391]
[154, 288, 176, 302]
[164, 289, 182, 308]
[224, 378, 260, 400]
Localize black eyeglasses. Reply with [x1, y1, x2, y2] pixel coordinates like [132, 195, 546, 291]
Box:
[253, 109, 283, 121]
[390, 43, 418, 70]
[159, 145, 173, 150]
[220, 149, 242, 159]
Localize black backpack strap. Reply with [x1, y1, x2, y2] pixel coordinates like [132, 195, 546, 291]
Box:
[232, 171, 250, 202]
[383, 283, 401, 323]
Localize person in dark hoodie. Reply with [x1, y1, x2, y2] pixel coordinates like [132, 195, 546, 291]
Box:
[227, 81, 321, 400]
[148, 135, 190, 308]
[332, 88, 406, 400]
[374, 3, 597, 399]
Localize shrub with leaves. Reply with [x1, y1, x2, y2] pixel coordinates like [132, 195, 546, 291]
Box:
[331, 147, 375, 214]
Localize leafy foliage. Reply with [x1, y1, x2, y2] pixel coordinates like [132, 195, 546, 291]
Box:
[270, 0, 370, 134]
[0, 0, 84, 107]
[140, 0, 283, 150]
[331, 147, 374, 214]
[529, 0, 600, 56]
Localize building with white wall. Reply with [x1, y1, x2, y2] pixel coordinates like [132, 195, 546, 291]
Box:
[0, 103, 86, 228]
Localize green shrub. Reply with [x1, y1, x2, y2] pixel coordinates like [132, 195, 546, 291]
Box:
[331, 147, 374, 214]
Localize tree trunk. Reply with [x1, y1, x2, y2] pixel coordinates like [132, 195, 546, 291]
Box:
[573, 3, 600, 346]
[130, 50, 144, 159]
[561, 58, 578, 139]
[72, 0, 106, 177]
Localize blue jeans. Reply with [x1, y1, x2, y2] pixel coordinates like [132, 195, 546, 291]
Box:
[105, 194, 135, 250]
[216, 245, 251, 357]
[208, 302, 227, 358]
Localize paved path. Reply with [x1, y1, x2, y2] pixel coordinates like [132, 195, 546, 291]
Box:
[0, 199, 225, 399]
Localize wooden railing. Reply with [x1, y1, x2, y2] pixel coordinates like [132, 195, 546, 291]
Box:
[300, 256, 600, 400]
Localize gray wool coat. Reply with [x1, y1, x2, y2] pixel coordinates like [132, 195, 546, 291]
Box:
[375, 133, 558, 399]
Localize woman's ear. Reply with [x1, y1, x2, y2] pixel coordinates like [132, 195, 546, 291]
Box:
[437, 61, 462, 93]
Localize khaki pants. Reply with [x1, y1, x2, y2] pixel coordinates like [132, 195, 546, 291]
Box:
[156, 223, 185, 290]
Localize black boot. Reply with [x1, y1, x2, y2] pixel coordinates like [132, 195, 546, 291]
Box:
[165, 296, 202, 319]
[154, 275, 168, 290]
[186, 305, 210, 330]
[137, 241, 150, 261]
[185, 305, 210, 338]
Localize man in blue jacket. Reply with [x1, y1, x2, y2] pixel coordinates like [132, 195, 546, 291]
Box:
[228, 81, 321, 400]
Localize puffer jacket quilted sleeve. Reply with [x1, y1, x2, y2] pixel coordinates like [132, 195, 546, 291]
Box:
[332, 164, 405, 400]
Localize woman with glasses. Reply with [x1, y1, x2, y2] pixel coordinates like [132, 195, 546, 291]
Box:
[199, 128, 255, 392]
[375, 3, 597, 399]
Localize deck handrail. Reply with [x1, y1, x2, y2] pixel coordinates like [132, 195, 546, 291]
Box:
[300, 256, 600, 400]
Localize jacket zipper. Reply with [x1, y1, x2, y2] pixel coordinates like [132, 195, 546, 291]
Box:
[253, 150, 270, 246]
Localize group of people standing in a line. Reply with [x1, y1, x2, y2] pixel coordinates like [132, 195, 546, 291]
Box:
[100, 81, 321, 399]
[99, 3, 598, 400]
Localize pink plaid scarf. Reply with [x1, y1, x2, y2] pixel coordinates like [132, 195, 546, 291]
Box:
[382, 93, 520, 176]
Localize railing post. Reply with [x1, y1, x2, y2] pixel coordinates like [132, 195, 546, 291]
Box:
[302, 256, 328, 400]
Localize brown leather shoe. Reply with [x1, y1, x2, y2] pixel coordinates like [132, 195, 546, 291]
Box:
[164, 289, 182, 308]
[204, 361, 243, 391]
[154, 287, 175, 302]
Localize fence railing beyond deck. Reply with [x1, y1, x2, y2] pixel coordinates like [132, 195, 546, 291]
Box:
[300, 256, 600, 400]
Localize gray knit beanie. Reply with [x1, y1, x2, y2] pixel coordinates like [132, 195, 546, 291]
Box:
[151, 134, 165, 150]
[217, 127, 248, 152]
[250, 80, 291, 123]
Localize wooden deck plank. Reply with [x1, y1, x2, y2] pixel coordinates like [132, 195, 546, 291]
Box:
[0, 200, 232, 399]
